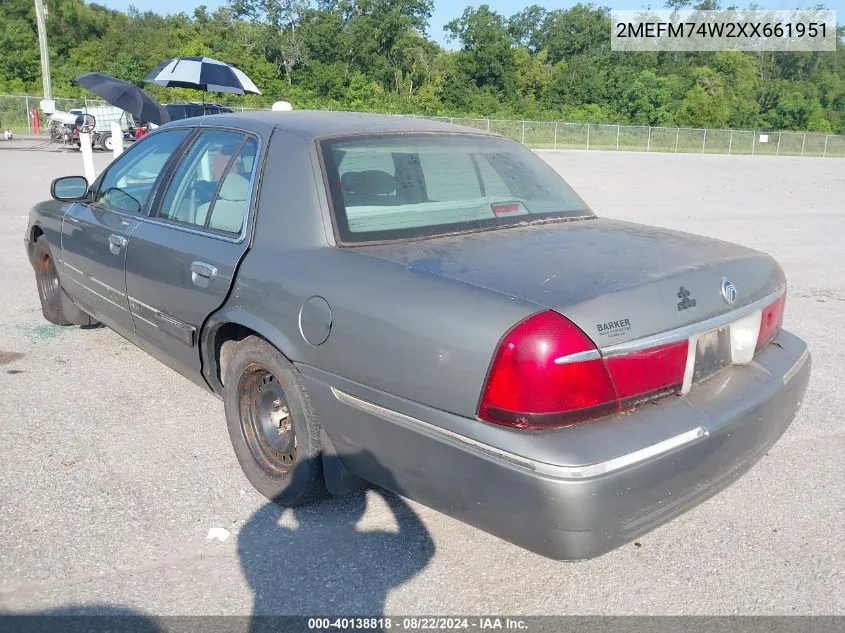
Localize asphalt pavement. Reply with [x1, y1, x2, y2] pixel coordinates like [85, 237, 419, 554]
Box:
[0, 141, 842, 617]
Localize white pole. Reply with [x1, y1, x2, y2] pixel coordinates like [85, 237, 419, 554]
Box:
[79, 133, 96, 183]
[25, 96, 31, 134]
[110, 121, 124, 159]
[486, 119, 490, 132]
[586, 124, 590, 150]
[823, 135, 828, 158]
[776, 133, 781, 156]
[554, 122, 558, 150]
[616, 125, 620, 150]
[701, 128, 707, 153]
[801, 133, 806, 157]
[521, 120, 525, 145]
[647, 126, 651, 152]
[675, 128, 680, 152]
[752, 132, 756, 155]
[728, 130, 733, 155]
[33, 0, 52, 101]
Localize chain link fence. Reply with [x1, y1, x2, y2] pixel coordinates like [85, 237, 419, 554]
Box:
[3, 94, 844, 158]
[410, 116, 845, 158]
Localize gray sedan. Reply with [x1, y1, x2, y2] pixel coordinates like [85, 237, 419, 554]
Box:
[24, 111, 810, 560]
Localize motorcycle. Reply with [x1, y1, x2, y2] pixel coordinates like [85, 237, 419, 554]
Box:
[47, 112, 82, 148]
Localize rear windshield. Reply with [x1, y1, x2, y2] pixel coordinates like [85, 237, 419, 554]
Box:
[320, 134, 593, 244]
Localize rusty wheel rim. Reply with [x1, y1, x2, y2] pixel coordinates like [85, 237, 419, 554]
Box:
[238, 365, 297, 477]
[36, 252, 61, 308]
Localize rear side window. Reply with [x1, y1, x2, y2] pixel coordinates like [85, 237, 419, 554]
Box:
[321, 134, 592, 244]
[157, 130, 256, 235]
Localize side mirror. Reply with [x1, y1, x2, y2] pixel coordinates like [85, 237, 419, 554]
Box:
[75, 113, 96, 134]
[51, 176, 90, 201]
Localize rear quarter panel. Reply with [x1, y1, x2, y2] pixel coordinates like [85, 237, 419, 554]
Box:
[204, 128, 539, 419]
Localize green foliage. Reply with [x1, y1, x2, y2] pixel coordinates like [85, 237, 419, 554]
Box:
[0, 0, 843, 132]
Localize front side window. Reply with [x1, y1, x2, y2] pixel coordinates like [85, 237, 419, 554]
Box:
[157, 130, 256, 235]
[96, 129, 189, 214]
[321, 134, 592, 244]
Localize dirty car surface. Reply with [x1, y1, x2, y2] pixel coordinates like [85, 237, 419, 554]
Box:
[24, 111, 811, 560]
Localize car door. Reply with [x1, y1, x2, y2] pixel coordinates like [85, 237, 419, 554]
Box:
[60, 129, 191, 336]
[124, 128, 260, 383]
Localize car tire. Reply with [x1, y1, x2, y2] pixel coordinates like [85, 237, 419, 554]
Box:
[99, 133, 113, 152]
[33, 237, 97, 327]
[223, 336, 328, 506]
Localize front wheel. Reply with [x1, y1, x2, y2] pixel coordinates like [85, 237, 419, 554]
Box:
[223, 336, 327, 506]
[33, 237, 97, 326]
[100, 133, 114, 152]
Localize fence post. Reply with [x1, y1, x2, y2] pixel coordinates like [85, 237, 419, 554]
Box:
[751, 132, 756, 155]
[486, 119, 490, 133]
[823, 135, 828, 158]
[776, 133, 781, 156]
[586, 124, 590, 150]
[554, 122, 558, 150]
[25, 96, 31, 134]
[728, 130, 733, 155]
[521, 120, 526, 145]
[800, 133, 806, 157]
[616, 125, 620, 150]
[675, 128, 680, 152]
[702, 128, 707, 153]
[449, 117, 454, 125]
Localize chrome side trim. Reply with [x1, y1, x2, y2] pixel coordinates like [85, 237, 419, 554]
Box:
[63, 262, 85, 276]
[88, 274, 126, 297]
[65, 276, 128, 312]
[601, 287, 785, 358]
[128, 295, 196, 346]
[331, 387, 536, 471]
[783, 347, 809, 385]
[554, 349, 601, 364]
[331, 387, 708, 480]
[131, 311, 158, 330]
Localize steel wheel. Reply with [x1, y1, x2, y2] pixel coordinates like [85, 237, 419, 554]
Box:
[238, 364, 298, 477]
[36, 250, 61, 309]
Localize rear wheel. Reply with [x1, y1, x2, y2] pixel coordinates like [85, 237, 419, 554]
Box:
[224, 336, 327, 506]
[33, 237, 97, 326]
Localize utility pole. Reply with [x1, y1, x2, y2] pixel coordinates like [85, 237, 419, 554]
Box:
[34, 0, 52, 100]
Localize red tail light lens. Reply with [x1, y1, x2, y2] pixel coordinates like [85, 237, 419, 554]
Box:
[478, 311, 690, 430]
[478, 311, 618, 429]
[605, 341, 689, 405]
[491, 202, 520, 217]
[756, 293, 786, 351]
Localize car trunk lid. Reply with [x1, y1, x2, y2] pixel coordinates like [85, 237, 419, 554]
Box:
[357, 217, 785, 348]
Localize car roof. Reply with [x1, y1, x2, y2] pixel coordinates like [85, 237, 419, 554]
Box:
[162, 110, 492, 140]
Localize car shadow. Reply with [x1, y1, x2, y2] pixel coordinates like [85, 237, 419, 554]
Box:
[0, 605, 161, 633]
[0, 450, 436, 631]
[239, 451, 436, 626]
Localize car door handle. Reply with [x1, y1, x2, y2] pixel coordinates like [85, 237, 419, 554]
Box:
[108, 234, 127, 255]
[191, 261, 217, 288]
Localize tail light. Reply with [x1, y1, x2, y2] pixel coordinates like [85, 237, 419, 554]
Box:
[756, 292, 786, 351]
[477, 311, 688, 430]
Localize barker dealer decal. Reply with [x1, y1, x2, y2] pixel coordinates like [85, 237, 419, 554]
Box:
[596, 318, 632, 340]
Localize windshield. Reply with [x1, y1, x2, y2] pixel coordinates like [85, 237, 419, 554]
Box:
[320, 133, 593, 244]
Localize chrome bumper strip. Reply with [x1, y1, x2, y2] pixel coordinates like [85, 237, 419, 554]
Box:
[331, 387, 708, 480]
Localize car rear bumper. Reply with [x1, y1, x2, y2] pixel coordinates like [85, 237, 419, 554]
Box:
[300, 329, 810, 560]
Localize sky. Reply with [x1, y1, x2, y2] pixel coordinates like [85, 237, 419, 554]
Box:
[94, 0, 843, 49]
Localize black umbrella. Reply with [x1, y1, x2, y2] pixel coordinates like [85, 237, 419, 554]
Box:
[145, 56, 261, 95]
[74, 72, 171, 126]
